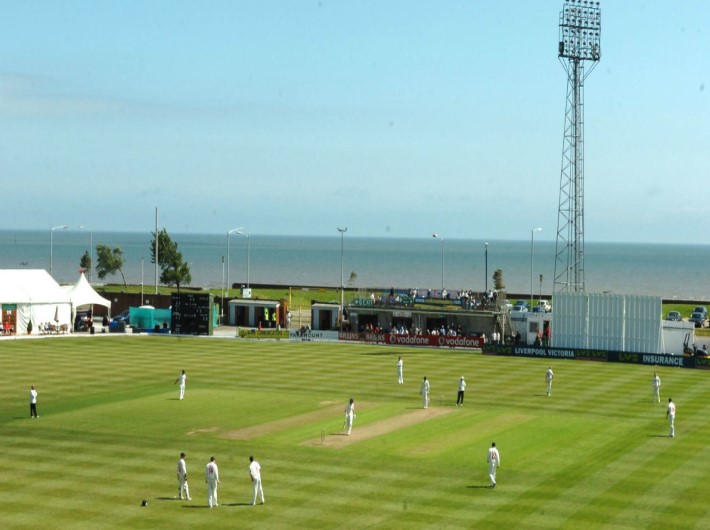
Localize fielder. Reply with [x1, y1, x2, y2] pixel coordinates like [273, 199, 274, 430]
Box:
[175, 370, 187, 400]
[545, 367, 554, 397]
[249, 456, 265, 505]
[456, 376, 466, 406]
[652, 372, 661, 403]
[666, 398, 676, 438]
[396, 356, 404, 384]
[420, 376, 430, 409]
[344, 398, 355, 436]
[205, 456, 220, 507]
[176, 452, 191, 500]
[487, 442, 500, 488]
[30, 384, 39, 418]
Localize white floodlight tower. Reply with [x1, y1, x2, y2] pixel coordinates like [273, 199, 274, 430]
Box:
[553, 0, 601, 294]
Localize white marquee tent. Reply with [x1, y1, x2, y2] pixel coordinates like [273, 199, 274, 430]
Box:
[64, 272, 112, 318]
[0, 270, 72, 334]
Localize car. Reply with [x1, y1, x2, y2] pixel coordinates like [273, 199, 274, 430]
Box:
[693, 306, 708, 319]
[531, 306, 546, 313]
[537, 300, 552, 312]
[665, 311, 682, 322]
[689, 311, 706, 328]
[112, 310, 130, 325]
[513, 301, 529, 312]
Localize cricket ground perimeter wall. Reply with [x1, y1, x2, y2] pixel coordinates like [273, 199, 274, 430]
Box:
[482, 344, 708, 369]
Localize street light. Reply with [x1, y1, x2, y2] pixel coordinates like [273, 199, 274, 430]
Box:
[50, 225, 69, 277]
[235, 228, 251, 290]
[79, 225, 93, 283]
[485, 242, 489, 293]
[531, 227, 543, 306]
[337, 227, 347, 324]
[226, 227, 242, 298]
[432, 233, 445, 294]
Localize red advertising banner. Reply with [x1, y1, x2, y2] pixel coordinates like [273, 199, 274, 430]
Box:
[339, 332, 482, 349]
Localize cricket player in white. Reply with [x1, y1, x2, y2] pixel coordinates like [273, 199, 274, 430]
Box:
[420, 376, 430, 409]
[344, 398, 355, 435]
[545, 367, 554, 397]
[396, 357, 404, 384]
[249, 456, 265, 505]
[29, 385, 38, 418]
[487, 442, 500, 488]
[652, 372, 661, 403]
[666, 398, 676, 438]
[175, 370, 186, 400]
[176, 452, 191, 500]
[456, 376, 466, 406]
[205, 456, 219, 507]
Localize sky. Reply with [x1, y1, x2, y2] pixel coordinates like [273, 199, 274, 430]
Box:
[0, 1, 707, 243]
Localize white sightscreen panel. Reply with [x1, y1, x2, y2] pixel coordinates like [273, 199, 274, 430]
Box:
[551, 293, 663, 353]
[587, 294, 624, 351]
[624, 295, 662, 354]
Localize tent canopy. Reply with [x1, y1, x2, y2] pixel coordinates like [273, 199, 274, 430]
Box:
[64, 272, 111, 311]
[0, 269, 72, 334]
[0, 269, 71, 304]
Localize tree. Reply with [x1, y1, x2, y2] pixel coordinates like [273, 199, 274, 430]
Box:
[493, 269, 505, 290]
[96, 244, 127, 287]
[150, 229, 192, 291]
[348, 271, 357, 287]
[80, 251, 92, 275]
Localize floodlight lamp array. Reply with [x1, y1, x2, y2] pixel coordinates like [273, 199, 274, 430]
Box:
[558, 0, 601, 61]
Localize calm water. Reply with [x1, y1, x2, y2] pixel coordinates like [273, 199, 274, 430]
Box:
[0, 230, 708, 300]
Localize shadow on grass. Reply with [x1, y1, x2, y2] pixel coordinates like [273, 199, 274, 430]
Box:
[648, 434, 673, 438]
[467, 485, 493, 489]
[222, 502, 253, 507]
[182, 505, 212, 509]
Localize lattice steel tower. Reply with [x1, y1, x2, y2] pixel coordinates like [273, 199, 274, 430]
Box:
[553, 0, 601, 293]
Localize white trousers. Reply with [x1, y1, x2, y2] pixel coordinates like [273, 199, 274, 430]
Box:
[252, 478, 264, 505]
[207, 481, 218, 507]
[669, 415, 675, 437]
[178, 475, 190, 499]
[179, 384, 185, 400]
[488, 463, 498, 486]
[422, 392, 429, 409]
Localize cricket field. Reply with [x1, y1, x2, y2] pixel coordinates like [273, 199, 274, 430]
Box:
[1, 335, 709, 529]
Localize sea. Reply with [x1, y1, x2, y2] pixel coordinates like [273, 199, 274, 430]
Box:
[0, 230, 708, 301]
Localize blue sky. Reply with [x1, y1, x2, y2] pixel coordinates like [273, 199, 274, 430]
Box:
[0, 1, 707, 243]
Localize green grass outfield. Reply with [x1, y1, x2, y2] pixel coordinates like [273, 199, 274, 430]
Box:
[2, 336, 709, 529]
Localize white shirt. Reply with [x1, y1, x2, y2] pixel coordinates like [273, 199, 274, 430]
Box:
[546, 369, 554, 382]
[30, 389, 37, 404]
[345, 402, 355, 417]
[397, 359, 403, 371]
[178, 373, 186, 386]
[249, 460, 261, 481]
[487, 447, 500, 466]
[205, 461, 219, 483]
[177, 458, 187, 477]
[458, 378, 466, 392]
[421, 379, 430, 394]
[653, 376, 661, 389]
[668, 401, 676, 417]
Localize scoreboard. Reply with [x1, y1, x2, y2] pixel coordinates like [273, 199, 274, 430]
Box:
[171, 293, 214, 335]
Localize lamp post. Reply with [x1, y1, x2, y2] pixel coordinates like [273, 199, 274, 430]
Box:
[531, 227, 543, 307]
[337, 227, 347, 325]
[221, 256, 225, 324]
[79, 225, 93, 283]
[485, 242, 489, 293]
[235, 228, 251, 290]
[50, 225, 69, 277]
[227, 227, 242, 298]
[432, 233, 445, 294]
